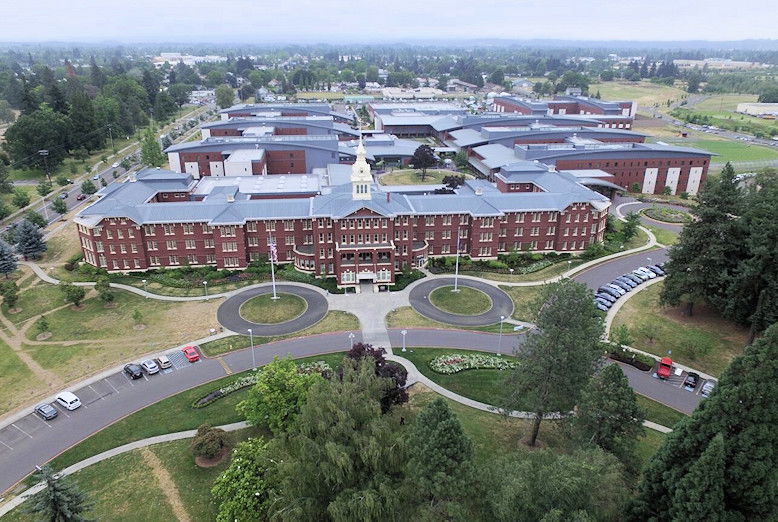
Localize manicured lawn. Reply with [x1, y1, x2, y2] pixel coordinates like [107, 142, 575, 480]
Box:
[378, 168, 462, 186]
[429, 285, 491, 315]
[612, 282, 748, 376]
[384, 306, 511, 334]
[499, 285, 544, 322]
[402, 347, 521, 406]
[200, 311, 359, 356]
[643, 224, 679, 246]
[2, 451, 178, 522]
[635, 428, 667, 468]
[0, 339, 46, 416]
[692, 94, 758, 113]
[39, 222, 82, 265]
[641, 207, 691, 224]
[239, 293, 307, 324]
[589, 81, 687, 113]
[684, 139, 778, 163]
[462, 258, 584, 283]
[4, 282, 62, 325]
[0, 185, 37, 212]
[636, 394, 687, 428]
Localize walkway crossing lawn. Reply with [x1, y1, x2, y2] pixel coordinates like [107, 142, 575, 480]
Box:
[239, 293, 307, 324]
[0, 340, 46, 416]
[1, 451, 178, 522]
[612, 282, 748, 376]
[384, 306, 507, 334]
[200, 311, 360, 356]
[429, 285, 492, 315]
[499, 285, 544, 322]
[378, 168, 462, 186]
[403, 347, 520, 406]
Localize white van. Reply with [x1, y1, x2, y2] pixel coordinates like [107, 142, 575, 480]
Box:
[55, 391, 82, 411]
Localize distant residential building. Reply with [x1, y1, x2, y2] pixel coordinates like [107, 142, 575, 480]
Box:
[674, 58, 768, 70]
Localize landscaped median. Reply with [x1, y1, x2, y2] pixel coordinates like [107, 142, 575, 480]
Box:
[384, 307, 510, 334]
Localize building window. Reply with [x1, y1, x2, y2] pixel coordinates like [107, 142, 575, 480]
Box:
[222, 242, 238, 252]
[246, 222, 257, 232]
[248, 237, 259, 247]
[120, 244, 127, 254]
[266, 221, 276, 232]
[183, 224, 194, 234]
[284, 220, 295, 231]
[530, 227, 540, 236]
[206, 254, 216, 264]
[166, 240, 177, 250]
[109, 245, 116, 254]
[134, 259, 141, 268]
[112, 260, 119, 269]
[149, 256, 160, 266]
[515, 213, 525, 223]
[285, 235, 294, 246]
[144, 225, 156, 235]
[187, 254, 198, 264]
[425, 216, 435, 226]
[128, 228, 135, 238]
[545, 240, 554, 249]
[131, 243, 138, 253]
[106, 230, 113, 239]
[202, 224, 213, 234]
[169, 255, 179, 265]
[221, 226, 236, 237]
[95, 241, 104, 253]
[98, 255, 107, 267]
[547, 226, 556, 235]
[185, 240, 196, 249]
[531, 212, 541, 223]
[164, 224, 175, 235]
[204, 238, 214, 248]
[117, 229, 124, 239]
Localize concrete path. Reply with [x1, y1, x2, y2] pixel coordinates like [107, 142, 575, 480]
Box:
[0, 421, 249, 517]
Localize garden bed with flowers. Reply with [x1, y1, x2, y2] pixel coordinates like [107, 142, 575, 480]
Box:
[429, 353, 518, 374]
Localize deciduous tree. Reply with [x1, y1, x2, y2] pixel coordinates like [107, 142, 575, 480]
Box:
[215, 84, 235, 109]
[59, 282, 86, 307]
[140, 126, 165, 167]
[52, 197, 68, 217]
[410, 144, 437, 180]
[211, 438, 273, 522]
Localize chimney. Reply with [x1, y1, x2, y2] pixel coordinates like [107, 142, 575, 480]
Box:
[227, 194, 235, 202]
[386, 192, 391, 203]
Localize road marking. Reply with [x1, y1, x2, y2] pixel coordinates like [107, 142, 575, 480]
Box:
[142, 373, 148, 381]
[36, 415, 53, 429]
[217, 357, 233, 375]
[0, 439, 13, 451]
[89, 385, 104, 400]
[104, 378, 120, 394]
[11, 424, 32, 439]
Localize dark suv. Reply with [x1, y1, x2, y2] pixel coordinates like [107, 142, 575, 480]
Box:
[123, 363, 143, 379]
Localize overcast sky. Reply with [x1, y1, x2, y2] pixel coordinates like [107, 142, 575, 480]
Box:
[0, 0, 775, 43]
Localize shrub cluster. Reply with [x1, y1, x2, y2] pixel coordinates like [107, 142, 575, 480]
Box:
[429, 353, 518, 374]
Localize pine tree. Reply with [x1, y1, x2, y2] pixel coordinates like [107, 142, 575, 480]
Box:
[571, 364, 644, 469]
[406, 398, 474, 517]
[629, 323, 778, 520]
[670, 434, 726, 520]
[14, 219, 47, 260]
[24, 465, 93, 522]
[0, 239, 18, 278]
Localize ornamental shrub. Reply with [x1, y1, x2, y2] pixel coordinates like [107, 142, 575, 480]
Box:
[191, 424, 230, 459]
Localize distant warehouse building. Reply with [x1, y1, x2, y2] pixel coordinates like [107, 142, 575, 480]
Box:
[736, 103, 778, 118]
[219, 103, 353, 123]
[200, 116, 361, 140]
[491, 95, 636, 127]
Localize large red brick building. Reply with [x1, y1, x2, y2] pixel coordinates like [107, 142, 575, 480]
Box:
[75, 143, 611, 291]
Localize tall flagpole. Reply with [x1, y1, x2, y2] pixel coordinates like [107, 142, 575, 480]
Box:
[269, 237, 279, 299]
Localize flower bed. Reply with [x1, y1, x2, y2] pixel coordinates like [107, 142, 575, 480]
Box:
[608, 349, 653, 372]
[192, 373, 259, 408]
[298, 360, 332, 375]
[642, 206, 692, 224]
[429, 353, 518, 375]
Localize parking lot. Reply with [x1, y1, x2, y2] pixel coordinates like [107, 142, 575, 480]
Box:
[650, 361, 715, 398]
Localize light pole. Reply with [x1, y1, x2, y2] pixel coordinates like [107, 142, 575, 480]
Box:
[203, 280, 208, 298]
[509, 268, 514, 277]
[41, 197, 49, 221]
[348, 332, 355, 349]
[497, 315, 505, 355]
[248, 328, 255, 369]
[401, 329, 407, 352]
[38, 150, 51, 182]
[141, 279, 148, 297]
[453, 226, 461, 292]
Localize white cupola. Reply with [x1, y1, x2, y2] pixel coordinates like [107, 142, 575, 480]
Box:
[351, 137, 372, 201]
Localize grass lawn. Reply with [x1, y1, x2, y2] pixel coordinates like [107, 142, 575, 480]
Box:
[295, 91, 345, 100]
[384, 306, 511, 334]
[4, 281, 62, 325]
[200, 311, 359, 356]
[636, 394, 687, 428]
[39, 222, 82, 265]
[378, 168, 462, 186]
[0, 186, 37, 212]
[499, 285, 543, 322]
[0, 339, 46, 416]
[642, 224, 680, 246]
[239, 293, 307, 324]
[461, 258, 584, 283]
[429, 285, 491, 315]
[402, 347, 521, 406]
[683, 139, 778, 163]
[635, 428, 667, 467]
[692, 94, 757, 113]
[589, 81, 687, 113]
[612, 282, 748, 376]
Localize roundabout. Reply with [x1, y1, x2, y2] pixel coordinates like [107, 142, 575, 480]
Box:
[409, 277, 514, 326]
[217, 284, 328, 335]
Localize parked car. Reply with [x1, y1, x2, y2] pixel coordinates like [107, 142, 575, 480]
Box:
[648, 265, 666, 276]
[683, 372, 700, 391]
[631, 270, 650, 281]
[156, 355, 172, 369]
[92, 174, 101, 181]
[76, 193, 87, 201]
[637, 267, 657, 279]
[123, 363, 143, 379]
[55, 391, 82, 411]
[34, 403, 58, 420]
[615, 276, 637, 288]
[596, 292, 617, 304]
[595, 297, 613, 309]
[700, 380, 717, 397]
[182, 346, 200, 362]
[657, 357, 673, 379]
[598, 286, 621, 299]
[611, 280, 632, 292]
[606, 283, 626, 296]
[141, 359, 159, 375]
[58, 193, 68, 199]
[111, 162, 120, 168]
[622, 274, 644, 285]
[595, 301, 609, 312]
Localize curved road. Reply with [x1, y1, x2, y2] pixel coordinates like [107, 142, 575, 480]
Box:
[409, 277, 514, 326]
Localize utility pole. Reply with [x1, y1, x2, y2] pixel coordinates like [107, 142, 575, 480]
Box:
[108, 124, 115, 153]
[38, 150, 51, 182]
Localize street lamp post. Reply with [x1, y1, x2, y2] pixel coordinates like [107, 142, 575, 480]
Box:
[497, 315, 505, 355]
[453, 226, 461, 292]
[401, 329, 407, 352]
[141, 279, 148, 297]
[509, 268, 514, 277]
[203, 281, 208, 298]
[348, 332, 355, 349]
[38, 150, 51, 182]
[41, 198, 49, 221]
[248, 328, 255, 369]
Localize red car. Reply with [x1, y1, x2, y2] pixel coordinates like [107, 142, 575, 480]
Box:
[657, 357, 673, 379]
[182, 346, 200, 362]
[76, 193, 87, 201]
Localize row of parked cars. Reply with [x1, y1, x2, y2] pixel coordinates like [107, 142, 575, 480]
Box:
[594, 264, 666, 312]
[33, 347, 200, 421]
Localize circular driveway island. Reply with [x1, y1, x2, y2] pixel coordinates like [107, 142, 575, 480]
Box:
[409, 277, 514, 326]
[217, 284, 328, 335]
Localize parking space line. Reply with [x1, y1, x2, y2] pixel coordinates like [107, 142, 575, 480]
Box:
[142, 374, 148, 381]
[35, 415, 53, 429]
[105, 378, 120, 394]
[0, 439, 12, 451]
[52, 404, 71, 418]
[88, 384, 104, 400]
[11, 424, 33, 439]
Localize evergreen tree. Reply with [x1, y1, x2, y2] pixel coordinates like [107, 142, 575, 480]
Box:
[629, 323, 778, 520]
[501, 279, 604, 446]
[153, 91, 178, 121]
[571, 364, 644, 469]
[1, 281, 19, 309]
[15, 219, 47, 260]
[24, 465, 93, 522]
[140, 126, 165, 167]
[89, 56, 106, 88]
[670, 434, 726, 520]
[270, 359, 407, 521]
[68, 86, 103, 152]
[405, 398, 474, 518]
[0, 239, 18, 278]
